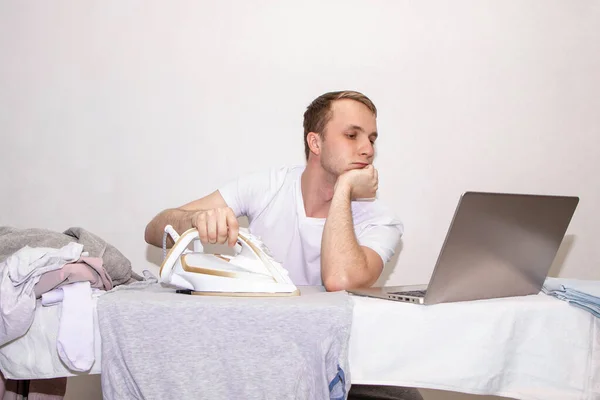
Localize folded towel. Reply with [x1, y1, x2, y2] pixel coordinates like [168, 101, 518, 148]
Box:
[542, 277, 600, 317]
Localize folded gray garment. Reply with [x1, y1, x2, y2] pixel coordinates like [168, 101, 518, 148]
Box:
[98, 282, 354, 400]
[0, 226, 142, 286]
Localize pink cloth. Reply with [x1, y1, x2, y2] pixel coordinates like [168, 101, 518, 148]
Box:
[33, 256, 112, 298]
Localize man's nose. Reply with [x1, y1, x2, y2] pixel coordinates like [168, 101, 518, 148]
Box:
[359, 137, 374, 158]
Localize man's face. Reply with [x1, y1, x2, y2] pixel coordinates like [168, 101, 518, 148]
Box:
[319, 99, 378, 177]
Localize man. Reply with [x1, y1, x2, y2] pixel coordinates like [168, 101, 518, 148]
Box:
[145, 91, 422, 399]
[145, 90, 403, 292]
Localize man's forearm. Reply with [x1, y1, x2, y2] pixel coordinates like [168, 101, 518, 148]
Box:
[321, 183, 371, 291]
[144, 208, 197, 248]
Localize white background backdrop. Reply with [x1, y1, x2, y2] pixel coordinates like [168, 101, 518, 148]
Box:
[1, 0, 598, 287]
[1, 1, 599, 399]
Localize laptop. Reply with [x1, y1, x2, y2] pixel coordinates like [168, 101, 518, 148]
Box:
[348, 191, 579, 305]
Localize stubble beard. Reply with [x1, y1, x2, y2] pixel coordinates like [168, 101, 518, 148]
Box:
[320, 154, 345, 187]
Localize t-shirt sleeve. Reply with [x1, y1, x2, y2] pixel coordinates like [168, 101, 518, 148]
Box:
[217, 167, 285, 219]
[356, 208, 404, 265]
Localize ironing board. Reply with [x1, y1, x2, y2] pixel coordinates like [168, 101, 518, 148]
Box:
[0, 285, 598, 400]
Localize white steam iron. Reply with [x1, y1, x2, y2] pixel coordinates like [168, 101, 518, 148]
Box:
[159, 225, 300, 296]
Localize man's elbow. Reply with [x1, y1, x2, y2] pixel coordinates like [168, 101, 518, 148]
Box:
[144, 220, 160, 247]
[322, 263, 381, 292]
[323, 274, 351, 292]
[144, 223, 153, 246]
[323, 274, 379, 292]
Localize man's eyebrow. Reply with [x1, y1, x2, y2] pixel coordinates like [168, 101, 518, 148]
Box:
[346, 125, 364, 132]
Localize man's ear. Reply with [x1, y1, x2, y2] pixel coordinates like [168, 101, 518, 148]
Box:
[307, 132, 322, 156]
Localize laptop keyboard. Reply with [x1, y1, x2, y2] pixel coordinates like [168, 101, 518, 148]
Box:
[389, 290, 427, 297]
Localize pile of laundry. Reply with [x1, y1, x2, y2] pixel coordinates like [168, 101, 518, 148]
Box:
[542, 276, 600, 318]
[0, 226, 141, 367]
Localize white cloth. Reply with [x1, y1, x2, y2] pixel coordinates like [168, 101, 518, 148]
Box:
[0, 242, 83, 346]
[42, 288, 65, 307]
[348, 293, 600, 400]
[57, 281, 95, 372]
[218, 165, 403, 285]
[0, 296, 103, 379]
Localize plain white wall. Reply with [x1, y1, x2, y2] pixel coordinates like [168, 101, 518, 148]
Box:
[1, 0, 599, 290]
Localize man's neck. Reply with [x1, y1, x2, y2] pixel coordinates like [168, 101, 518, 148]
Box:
[301, 160, 337, 219]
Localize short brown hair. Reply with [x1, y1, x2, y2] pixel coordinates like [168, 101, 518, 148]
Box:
[303, 90, 377, 160]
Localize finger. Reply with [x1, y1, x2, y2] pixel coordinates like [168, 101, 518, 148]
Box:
[373, 167, 378, 182]
[358, 165, 371, 177]
[373, 168, 379, 195]
[226, 211, 239, 247]
[216, 209, 228, 244]
[206, 210, 217, 244]
[196, 213, 208, 244]
[369, 165, 376, 178]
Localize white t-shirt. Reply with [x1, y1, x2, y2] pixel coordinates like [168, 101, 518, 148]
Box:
[218, 165, 404, 286]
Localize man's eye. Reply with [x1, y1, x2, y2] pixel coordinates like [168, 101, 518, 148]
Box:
[346, 134, 356, 139]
